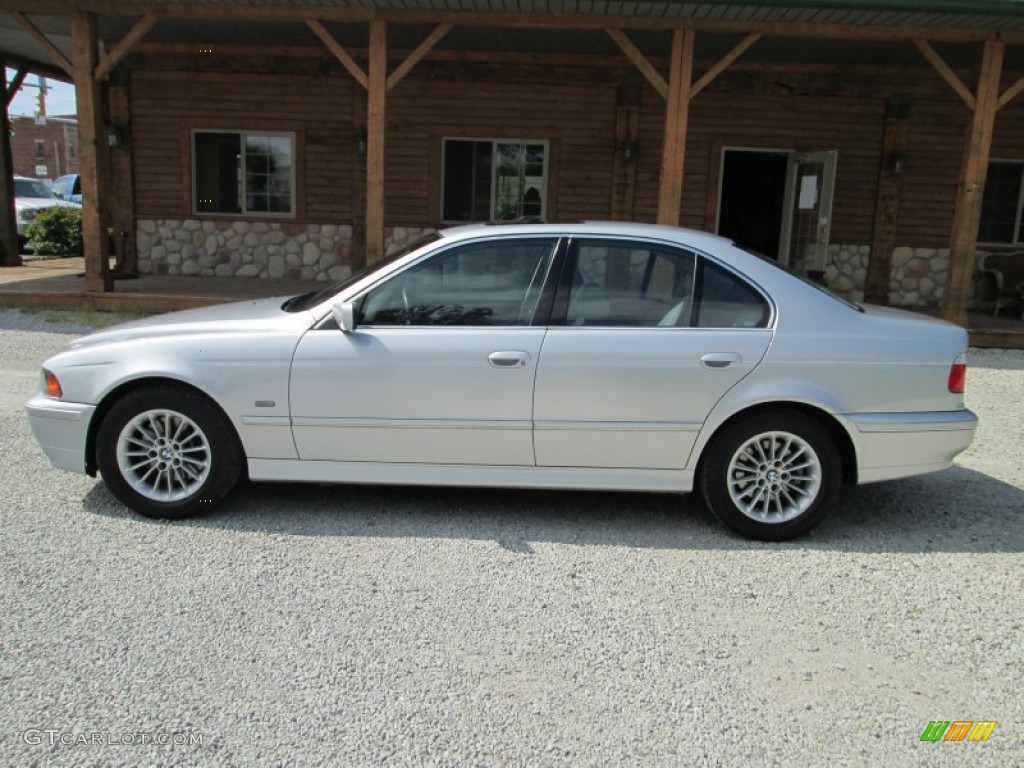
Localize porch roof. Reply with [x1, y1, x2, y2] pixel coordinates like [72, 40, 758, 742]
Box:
[3, 0, 1024, 82]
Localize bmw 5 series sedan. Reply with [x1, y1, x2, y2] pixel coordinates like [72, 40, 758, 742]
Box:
[26, 223, 977, 540]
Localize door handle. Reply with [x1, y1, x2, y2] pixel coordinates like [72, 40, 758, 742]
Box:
[488, 351, 531, 368]
[700, 352, 742, 369]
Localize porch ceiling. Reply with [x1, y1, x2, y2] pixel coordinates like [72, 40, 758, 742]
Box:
[2, 1, 1024, 81]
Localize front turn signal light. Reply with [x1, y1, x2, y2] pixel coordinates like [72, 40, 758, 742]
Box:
[948, 353, 967, 394]
[43, 369, 63, 399]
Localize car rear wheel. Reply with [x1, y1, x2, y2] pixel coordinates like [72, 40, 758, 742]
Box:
[96, 385, 242, 519]
[700, 411, 840, 540]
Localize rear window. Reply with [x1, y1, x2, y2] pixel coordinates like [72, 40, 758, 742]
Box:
[741, 246, 863, 312]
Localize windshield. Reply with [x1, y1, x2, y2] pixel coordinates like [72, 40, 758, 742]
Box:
[282, 231, 443, 312]
[739, 246, 864, 312]
[15, 179, 55, 199]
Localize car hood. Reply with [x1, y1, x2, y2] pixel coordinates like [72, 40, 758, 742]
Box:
[17, 197, 77, 211]
[68, 296, 312, 349]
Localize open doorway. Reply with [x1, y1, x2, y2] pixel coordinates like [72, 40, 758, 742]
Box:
[716, 149, 790, 261]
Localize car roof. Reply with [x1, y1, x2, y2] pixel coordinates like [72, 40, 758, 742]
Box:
[437, 221, 736, 252]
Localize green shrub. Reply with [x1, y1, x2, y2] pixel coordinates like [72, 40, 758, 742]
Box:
[25, 206, 84, 257]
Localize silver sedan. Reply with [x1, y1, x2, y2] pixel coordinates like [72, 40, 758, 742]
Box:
[25, 223, 977, 540]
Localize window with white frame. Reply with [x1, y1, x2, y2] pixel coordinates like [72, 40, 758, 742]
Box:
[442, 139, 547, 222]
[192, 130, 295, 216]
[979, 160, 1024, 245]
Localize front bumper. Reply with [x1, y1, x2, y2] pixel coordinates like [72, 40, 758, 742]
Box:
[25, 393, 95, 474]
[844, 409, 978, 484]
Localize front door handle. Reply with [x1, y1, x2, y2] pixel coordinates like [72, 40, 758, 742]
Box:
[488, 350, 531, 368]
[700, 352, 742, 369]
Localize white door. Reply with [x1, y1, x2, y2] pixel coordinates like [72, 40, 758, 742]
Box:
[780, 150, 838, 274]
[533, 239, 773, 470]
[289, 237, 557, 466]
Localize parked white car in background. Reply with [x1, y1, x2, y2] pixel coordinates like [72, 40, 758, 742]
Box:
[25, 222, 977, 539]
[13, 175, 80, 249]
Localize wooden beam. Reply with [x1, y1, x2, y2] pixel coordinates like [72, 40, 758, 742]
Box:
[0, 60, 20, 267]
[998, 75, 1024, 110]
[107, 74, 136, 275]
[11, 12, 74, 77]
[941, 39, 1004, 326]
[657, 23, 694, 227]
[306, 19, 368, 90]
[606, 29, 667, 101]
[366, 19, 386, 264]
[71, 11, 111, 292]
[387, 23, 451, 92]
[691, 32, 761, 99]
[94, 11, 158, 81]
[610, 101, 639, 222]
[864, 105, 909, 305]
[5, 67, 28, 108]
[913, 39, 975, 110]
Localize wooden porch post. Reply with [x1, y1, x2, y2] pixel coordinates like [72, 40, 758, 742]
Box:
[72, 12, 112, 292]
[366, 19, 386, 263]
[0, 61, 21, 267]
[864, 97, 910, 305]
[941, 38, 1004, 326]
[657, 23, 694, 226]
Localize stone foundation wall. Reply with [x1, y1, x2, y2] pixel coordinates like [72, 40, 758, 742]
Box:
[826, 244, 952, 308]
[385, 226, 437, 256]
[137, 220, 438, 282]
[137, 219, 354, 282]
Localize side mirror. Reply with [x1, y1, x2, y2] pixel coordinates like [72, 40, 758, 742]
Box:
[332, 302, 357, 332]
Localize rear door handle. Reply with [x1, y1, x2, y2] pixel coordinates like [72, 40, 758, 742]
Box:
[488, 350, 531, 368]
[700, 352, 742, 369]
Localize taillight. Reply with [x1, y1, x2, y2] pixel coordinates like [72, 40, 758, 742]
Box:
[43, 369, 63, 399]
[948, 353, 967, 394]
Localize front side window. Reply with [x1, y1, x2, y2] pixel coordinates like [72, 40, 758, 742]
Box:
[979, 160, 1024, 244]
[360, 238, 556, 326]
[193, 130, 295, 216]
[442, 139, 547, 222]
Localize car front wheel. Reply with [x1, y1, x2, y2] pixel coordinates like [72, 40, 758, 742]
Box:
[96, 385, 242, 519]
[700, 411, 841, 540]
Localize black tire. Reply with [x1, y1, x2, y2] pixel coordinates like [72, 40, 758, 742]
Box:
[700, 410, 841, 541]
[96, 384, 242, 519]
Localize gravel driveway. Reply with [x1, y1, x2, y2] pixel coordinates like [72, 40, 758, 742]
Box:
[0, 308, 1021, 767]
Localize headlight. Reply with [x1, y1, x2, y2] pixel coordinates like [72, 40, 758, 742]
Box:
[18, 209, 36, 222]
[42, 369, 63, 399]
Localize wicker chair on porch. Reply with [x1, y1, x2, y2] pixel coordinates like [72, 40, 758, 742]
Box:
[977, 251, 1024, 318]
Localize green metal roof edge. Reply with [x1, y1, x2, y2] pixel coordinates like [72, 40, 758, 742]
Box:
[640, 0, 1024, 16]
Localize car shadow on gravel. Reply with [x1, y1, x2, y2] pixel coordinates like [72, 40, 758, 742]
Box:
[82, 465, 1024, 554]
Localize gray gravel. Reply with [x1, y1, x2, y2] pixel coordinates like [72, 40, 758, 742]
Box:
[1, 308, 1021, 767]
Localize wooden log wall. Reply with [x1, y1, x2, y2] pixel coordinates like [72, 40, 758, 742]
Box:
[124, 51, 1023, 257]
[130, 69, 354, 222]
[386, 76, 618, 225]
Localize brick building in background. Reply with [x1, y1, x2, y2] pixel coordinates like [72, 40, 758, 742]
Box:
[9, 115, 78, 182]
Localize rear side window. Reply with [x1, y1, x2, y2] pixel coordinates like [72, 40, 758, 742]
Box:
[696, 260, 770, 328]
[565, 240, 696, 327]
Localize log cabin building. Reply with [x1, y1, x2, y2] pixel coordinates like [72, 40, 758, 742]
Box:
[1, 1, 1023, 326]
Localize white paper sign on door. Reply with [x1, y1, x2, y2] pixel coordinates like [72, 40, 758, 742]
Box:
[798, 175, 819, 210]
